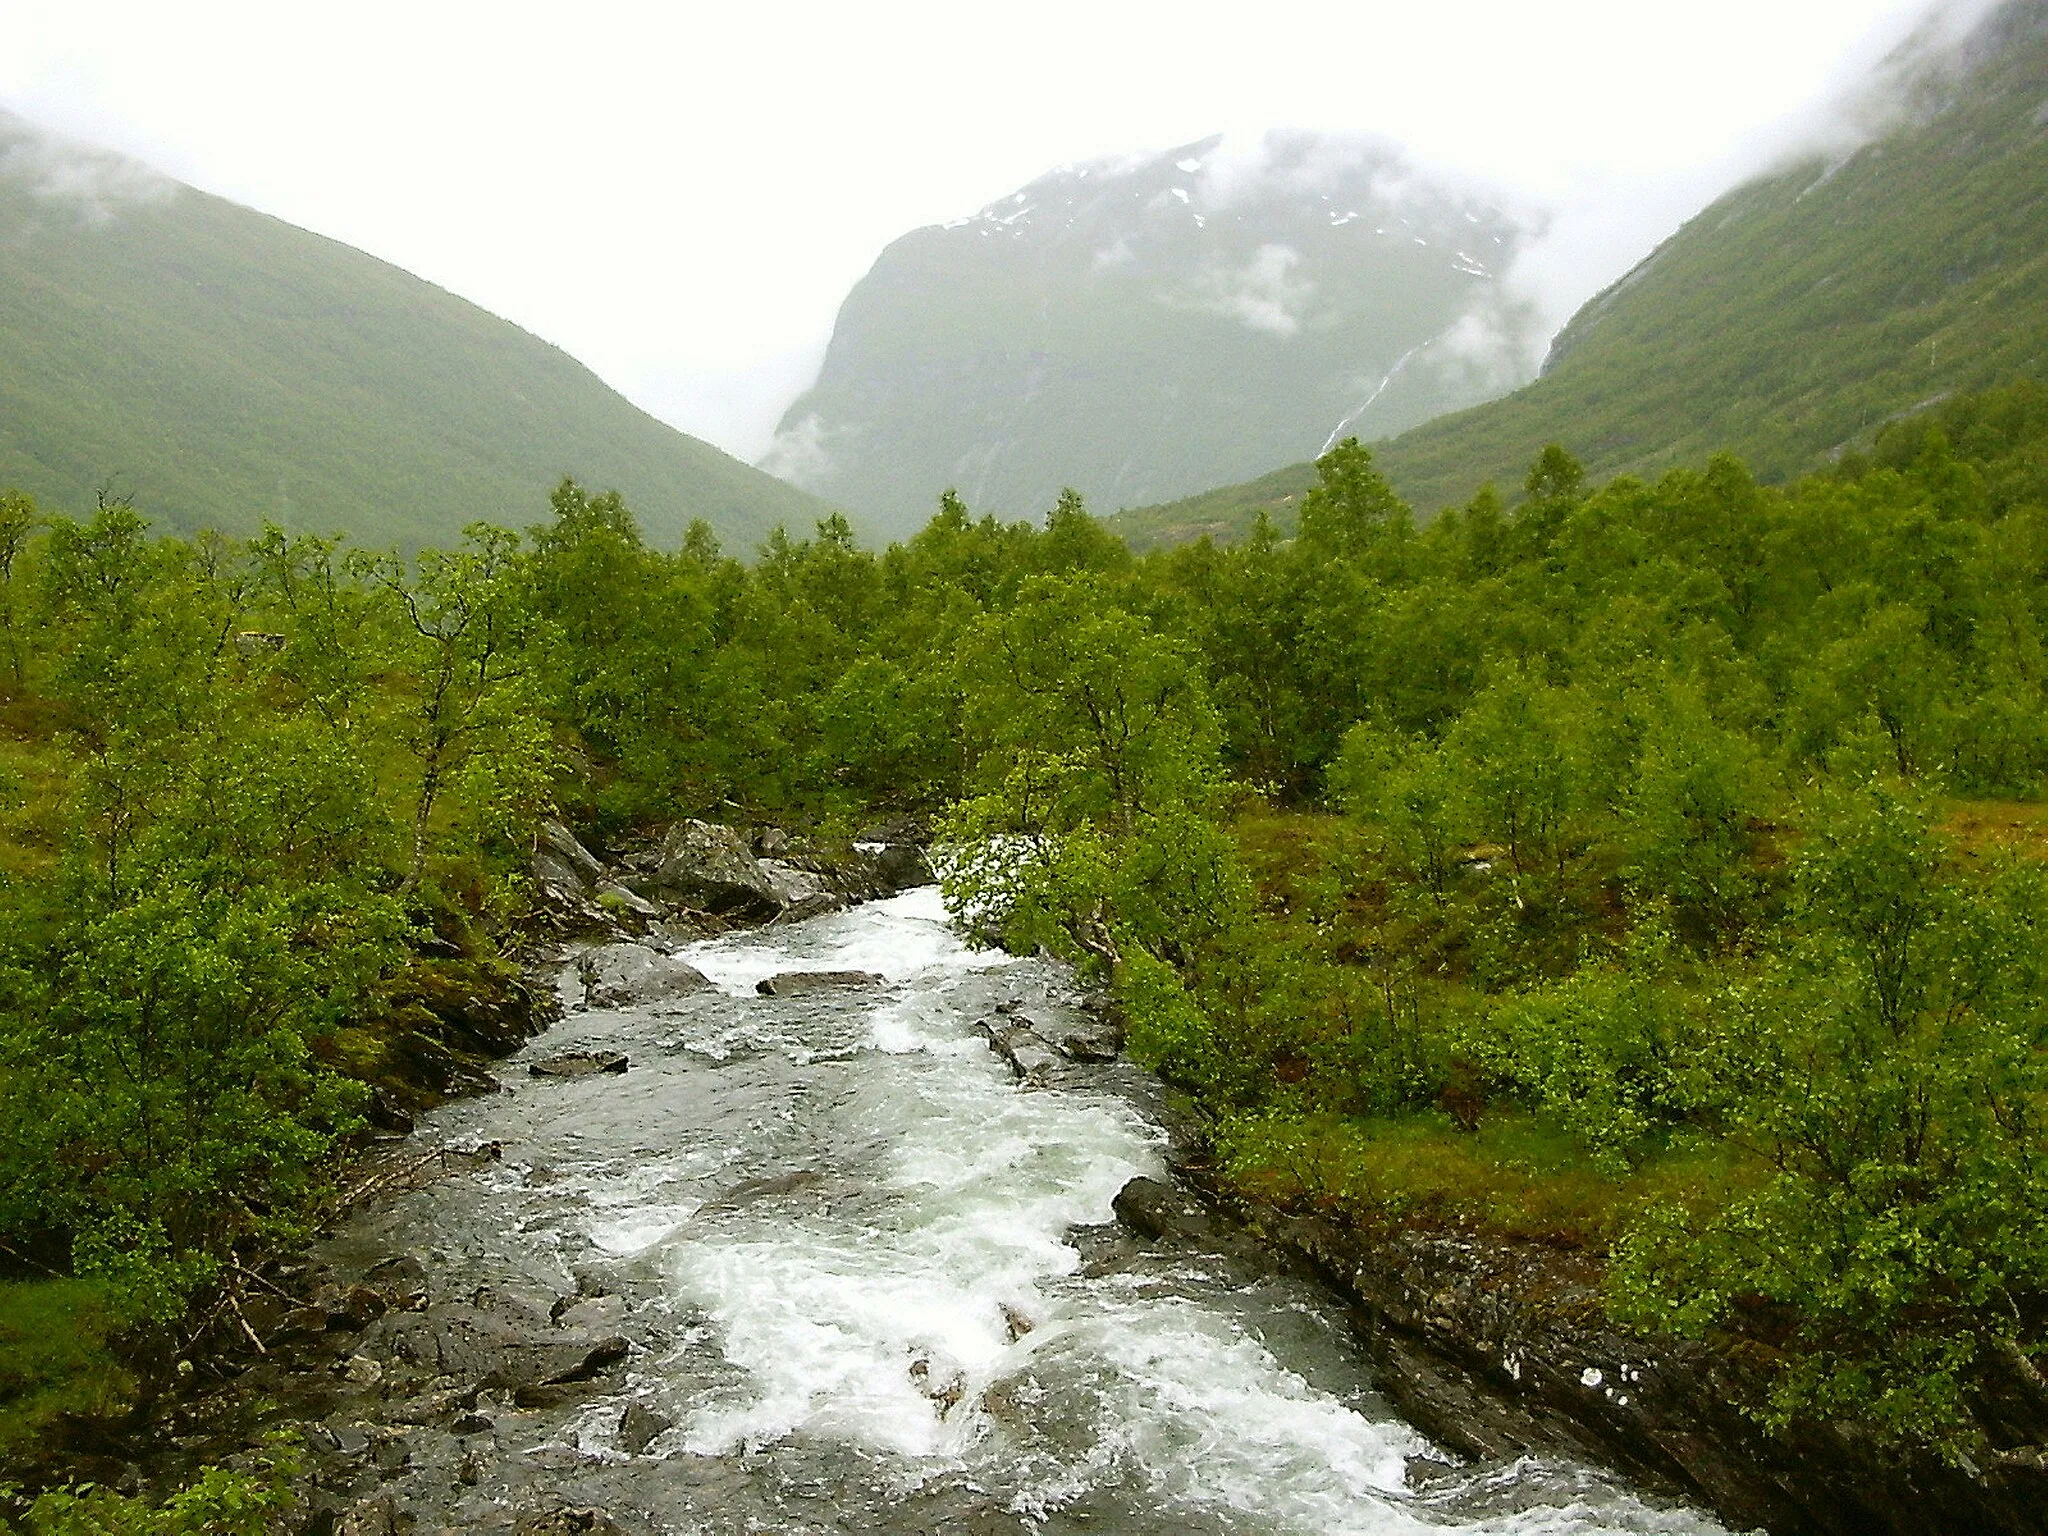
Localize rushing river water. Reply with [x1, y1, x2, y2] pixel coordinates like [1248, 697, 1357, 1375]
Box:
[335, 888, 1725, 1535]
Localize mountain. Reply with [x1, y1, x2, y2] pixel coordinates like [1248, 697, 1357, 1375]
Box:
[762, 133, 1545, 539]
[0, 112, 830, 551]
[1110, 0, 2048, 549]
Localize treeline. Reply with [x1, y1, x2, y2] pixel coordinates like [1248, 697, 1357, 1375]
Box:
[2, 380, 2047, 1473]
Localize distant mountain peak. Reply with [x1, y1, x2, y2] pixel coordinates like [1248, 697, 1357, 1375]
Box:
[762, 129, 1546, 538]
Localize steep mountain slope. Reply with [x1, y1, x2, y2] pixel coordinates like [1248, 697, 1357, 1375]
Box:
[0, 113, 830, 550]
[1111, 0, 2048, 549]
[764, 133, 1544, 539]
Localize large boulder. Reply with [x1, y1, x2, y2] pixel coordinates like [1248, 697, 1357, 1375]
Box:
[758, 858, 846, 922]
[534, 820, 605, 897]
[1112, 1176, 1220, 1242]
[977, 1017, 1064, 1085]
[654, 820, 782, 915]
[580, 943, 716, 1009]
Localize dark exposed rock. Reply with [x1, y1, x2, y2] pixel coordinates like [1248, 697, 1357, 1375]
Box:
[579, 943, 714, 1009]
[977, 1017, 1064, 1084]
[1112, 1176, 1221, 1243]
[335, 1494, 403, 1536]
[1196, 1184, 2048, 1536]
[367, 1296, 624, 1398]
[654, 819, 783, 916]
[528, 1051, 629, 1078]
[539, 821, 605, 883]
[364, 1255, 430, 1311]
[855, 815, 929, 845]
[1023, 1008, 1122, 1063]
[755, 970, 882, 996]
[592, 881, 663, 924]
[866, 842, 933, 891]
[514, 1509, 627, 1536]
[761, 861, 848, 922]
[541, 1335, 629, 1385]
[616, 1400, 671, 1456]
[551, 1294, 627, 1333]
[326, 1285, 391, 1332]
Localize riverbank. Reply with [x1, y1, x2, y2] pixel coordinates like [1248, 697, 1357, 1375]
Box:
[24, 822, 2042, 1536]
[1147, 1165, 2048, 1536]
[22, 880, 1730, 1536]
[0, 817, 934, 1516]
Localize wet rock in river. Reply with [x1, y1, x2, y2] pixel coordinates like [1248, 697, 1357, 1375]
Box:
[755, 969, 882, 996]
[580, 943, 714, 1009]
[1112, 1175, 1220, 1242]
[551, 1293, 627, 1332]
[758, 858, 847, 921]
[977, 1016, 1063, 1084]
[514, 1509, 628, 1536]
[528, 1050, 629, 1078]
[541, 1334, 629, 1385]
[654, 819, 784, 916]
[617, 1399, 672, 1455]
[1040, 1010, 1123, 1063]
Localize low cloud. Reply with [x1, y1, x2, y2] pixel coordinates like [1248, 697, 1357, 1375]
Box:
[1091, 235, 1136, 272]
[1182, 242, 1314, 337]
[758, 411, 838, 489]
[0, 113, 175, 227]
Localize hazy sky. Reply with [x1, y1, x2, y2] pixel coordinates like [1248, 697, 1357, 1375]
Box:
[0, 0, 1997, 462]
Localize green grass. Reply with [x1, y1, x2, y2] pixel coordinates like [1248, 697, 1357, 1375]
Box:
[0, 1280, 132, 1460]
[1220, 1110, 1750, 1250]
[1110, 6, 2048, 548]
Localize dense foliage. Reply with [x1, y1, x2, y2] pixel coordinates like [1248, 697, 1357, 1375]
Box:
[945, 381, 2048, 1462]
[3, 379, 2048, 1498]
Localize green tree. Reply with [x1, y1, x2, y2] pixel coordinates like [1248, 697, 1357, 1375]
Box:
[359, 525, 556, 887]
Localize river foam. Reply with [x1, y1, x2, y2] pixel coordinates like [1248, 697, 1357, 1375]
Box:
[371, 887, 1722, 1534]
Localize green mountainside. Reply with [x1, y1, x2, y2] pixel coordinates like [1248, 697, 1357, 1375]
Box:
[0, 113, 829, 550]
[1110, 0, 2048, 549]
[764, 133, 1545, 540]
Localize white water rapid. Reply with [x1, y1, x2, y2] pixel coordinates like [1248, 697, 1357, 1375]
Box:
[334, 889, 1726, 1535]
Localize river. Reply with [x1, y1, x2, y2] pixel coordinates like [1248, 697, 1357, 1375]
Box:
[325, 887, 1726, 1534]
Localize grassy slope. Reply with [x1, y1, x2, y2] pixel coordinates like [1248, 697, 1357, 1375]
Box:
[0, 121, 831, 552]
[1110, 3, 2048, 549]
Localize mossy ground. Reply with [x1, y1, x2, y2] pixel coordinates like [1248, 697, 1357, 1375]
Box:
[0, 1281, 132, 1460]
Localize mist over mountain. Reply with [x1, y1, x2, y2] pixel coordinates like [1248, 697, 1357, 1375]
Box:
[0, 111, 829, 550]
[1112, 0, 2048, 547]
[762, 133, 1546, 537]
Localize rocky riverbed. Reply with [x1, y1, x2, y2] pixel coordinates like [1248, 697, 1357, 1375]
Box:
[97, 880, 1732, 1536]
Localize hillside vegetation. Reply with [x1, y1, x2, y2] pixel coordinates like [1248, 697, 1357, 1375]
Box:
[0, 113, 829, 551]
[1110, 0, 2048, 549]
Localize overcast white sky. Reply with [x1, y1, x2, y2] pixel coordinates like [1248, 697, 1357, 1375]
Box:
[0, 0, 1999, 462]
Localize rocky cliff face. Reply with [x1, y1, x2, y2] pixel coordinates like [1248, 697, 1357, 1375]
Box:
[1185, 1190, 2048, 1535]
[765, 131, 1543, 539]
